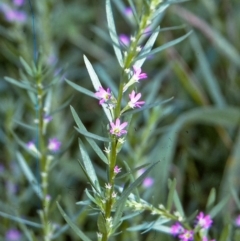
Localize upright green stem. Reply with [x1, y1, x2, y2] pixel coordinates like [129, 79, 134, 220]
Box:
[35, 70, 52, 241]
[101, 2, 164, 240]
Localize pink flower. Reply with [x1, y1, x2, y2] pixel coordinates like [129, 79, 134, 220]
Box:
[133, 66, 147, 82]
[119, 34, 130, 46]
[5, 228, 22, 241]
[95, 87, 111, 105]
[170, 222, 184, 236]
[114, 166, 121, 174]
[196, 212, 213, 229]
[44, 115, 52, 123]
[143, 177, 154, 188]
[235, 215, 240, 227]
[13, 0, 25, 6]
[179, 230, 194, 241]
[124, 7, 133, 17]
[27, 141, 35, 150]
[4, 9, 26, 23]
[128, 90, 145, 108]
[48, 138, 61, 152]
[110, 118, 128, 137]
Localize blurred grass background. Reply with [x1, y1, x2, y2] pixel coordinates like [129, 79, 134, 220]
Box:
[0, 0, 240, 240]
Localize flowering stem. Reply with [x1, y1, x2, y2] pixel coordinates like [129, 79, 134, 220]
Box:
[101, 138, 117, 241]
[35, 70, 52, 241]
[114, 78, 124, 118]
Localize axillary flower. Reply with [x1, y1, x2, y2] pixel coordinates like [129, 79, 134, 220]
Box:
[95, 86, 112, 105]
[196, 212, 213, 229]
[133, 66, 148, 82]
[123, 66, 147, 92]
[128, 90, 145, 108]
[110, 118, 128, 137]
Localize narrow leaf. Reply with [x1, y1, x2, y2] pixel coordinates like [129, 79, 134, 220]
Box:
[113, 162, 159, 228]
[66, 79, 97, 99]
[85, 189, 99, 206]
[206, 188, 216, 210]
[135, 31, 192, 61]
[166, 179, 177, 211]
[0, 211, 42, 228]
[173, 190, 185, 218]
[75, 127, 110, 142]
[83, 55, 112, 122]
[16, 152, 42, 199]
[14, 120, 36, 130]
[78, 139, 101, 193]
[70, 106, 109, 164]
[134, 26, 160, 69]
[209, 196, 229, 218]
[4, 77, 35, 92]
[20, 57, 33, 76]
[78, 160, 100, 193]
[106, 0, 123, 67]
[57, 202, 92, 241]
[97, 213, 107, 235]
[219, 224, 231, 241]
[189, 33, 226, 107]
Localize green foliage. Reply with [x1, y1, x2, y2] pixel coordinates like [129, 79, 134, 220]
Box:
[1, 0, 240, 240]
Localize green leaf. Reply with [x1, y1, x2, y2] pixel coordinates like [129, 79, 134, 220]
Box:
[173, 189, 185, 218]
[206, 188, 216, 210]
[106, 0, 123, 67]
[231, 187, 240, 210]
[0, 210, 42, 228]
[66, 79, 97, 99]
[135, 31, 192, 61]
[83, 55, 112, 122]
[11, 131, 39, 158]
[4, 77, 35, 92]
[166, 179, 177, 211]
[97, 213, 107, 236]
[13, 120, 36, 130]
[16, 152, 43, 199]
[189, 33, 226, 107]
[174, 6, 240, 68]
[152, 1, 170, 18]
[221, 128, 240, 202]
[85, 189, 99, 206]
[20, 57, 33, 76]
[113, 162, 159, 228]
[78, 161, 100, 193]
[78, 139, 101, 193]
[126, 0, 139, 24]
[75, 127, 110, 142]
[57, 202, 92, 241]
[134, 26, 160, 69]
[52, 209, 86, 239]
[70, 106, 109, 164]
[123, 161, 140, 202]
[152, 107, 240, 204]
[219, 224, 231, 241]
[209, 196, 229, 218]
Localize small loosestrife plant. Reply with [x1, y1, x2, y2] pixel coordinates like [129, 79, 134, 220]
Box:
[4, 56, 63, 240]
[64, 1, 215, 241]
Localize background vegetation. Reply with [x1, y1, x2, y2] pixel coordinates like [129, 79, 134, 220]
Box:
[0, 0, 240, 240]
